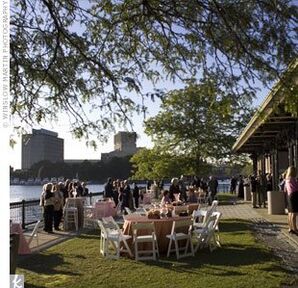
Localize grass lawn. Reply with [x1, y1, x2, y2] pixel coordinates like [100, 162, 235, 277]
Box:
[17, 219, 292, 288]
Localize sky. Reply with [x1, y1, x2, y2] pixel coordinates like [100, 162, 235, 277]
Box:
[9, 81, 268, 170]
[7, 0, 272, 170]
[9, 78, 187, 170]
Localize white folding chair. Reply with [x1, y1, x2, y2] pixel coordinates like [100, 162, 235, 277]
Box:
[166, 219, 194, 259]
[193, 214, 218, 252]
[132, 222, 159, 261]
[26, 220, 42, 246]
[212, 211, 222, 247]
[98, 220, 132, 259]
[83, 205, 97, 229]
[210, 200, 219, 211]
[64, 198, 79, 232]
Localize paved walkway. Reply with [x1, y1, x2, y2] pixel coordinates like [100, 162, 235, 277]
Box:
[218, 201, 298, 276]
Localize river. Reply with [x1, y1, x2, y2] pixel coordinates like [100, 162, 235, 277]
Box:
[10, 184, 105, 202]
[10, 180, 230, 202]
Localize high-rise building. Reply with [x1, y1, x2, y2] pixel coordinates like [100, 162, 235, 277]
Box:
[114, 131, 137, 154]
[21, 129, 64, 169]
[101, 131, 138, 162]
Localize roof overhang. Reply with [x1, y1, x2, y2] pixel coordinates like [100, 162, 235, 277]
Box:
[232, 59, 298, 154]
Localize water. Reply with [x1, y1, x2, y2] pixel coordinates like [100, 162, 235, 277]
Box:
[10, 184, 105, 202]
[10, 180, 230, 202]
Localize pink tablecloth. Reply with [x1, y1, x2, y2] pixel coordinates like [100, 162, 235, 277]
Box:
[123, 214, 190, 254]
[92, 201, 117, 219]
[10, 223, 31, 255]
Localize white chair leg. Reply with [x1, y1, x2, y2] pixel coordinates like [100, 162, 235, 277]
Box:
[167, 238, 172, 257]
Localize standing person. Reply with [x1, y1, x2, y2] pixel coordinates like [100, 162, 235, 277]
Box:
[112, 180, 119, 207]
[81, 182, 89, 196]
[208, 176, 218, 205]
[230, 176, 237, 194]
[76, 181, 83, 197]
[266, 173, 273, 192]
[191, 176, 200, 189]
[250, 175, 258, 208]
[284, 166, 298, 235]
[53, 183, 64, 231]
[179, 175, 188, 202]
[104, 177, 114, 199]
[169, 178, 180, 202]
[259, 172, 267, 208]
[40, 183, 54, 233]
[236, 175, 244, 199]
[159, 179, 164, 190]
[151, 180, 159, 199]
[133, 183, 140, 208]
[200, 178, 208, 193]
[146, 180, 152, 192]
[118, 180, 125, 212]
[63, 179, 70, 203]
[122, 180, 131, 211]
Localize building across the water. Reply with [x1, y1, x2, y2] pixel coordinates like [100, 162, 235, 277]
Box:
[22, 129, 64, 169]
[101, 131, 139, 162]
[232, 59, 298, 191]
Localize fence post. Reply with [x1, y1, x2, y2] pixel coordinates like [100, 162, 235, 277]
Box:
[21, 200, 26, 229]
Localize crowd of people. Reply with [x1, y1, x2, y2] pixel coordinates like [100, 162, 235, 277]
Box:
[103, 175, 220, 213]
[159, 175, 219, 206]
[40, 179, 89, 233]
[103, 178, 140, 212]
[38, 167, 298, 236]
[232, 166, 297, 235]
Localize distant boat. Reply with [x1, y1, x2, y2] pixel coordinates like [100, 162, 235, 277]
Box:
[34, 178, 41, 185]
[50, 177, 57, 183]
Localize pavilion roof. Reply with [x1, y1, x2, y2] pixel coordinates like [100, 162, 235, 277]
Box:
[232, 59, 298, 154]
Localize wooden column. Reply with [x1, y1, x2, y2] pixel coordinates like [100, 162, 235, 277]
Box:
[272, 148, 278, 191]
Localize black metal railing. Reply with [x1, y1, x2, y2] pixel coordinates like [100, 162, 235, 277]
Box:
[10, 192, 104, 229]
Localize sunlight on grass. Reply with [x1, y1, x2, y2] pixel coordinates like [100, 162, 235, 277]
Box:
[17, 220, 291, 288]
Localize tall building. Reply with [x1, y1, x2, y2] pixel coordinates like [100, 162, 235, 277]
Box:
[114, 131, 137, 154]
[21, 129, 64, 169]
[101, 131, 138, 162]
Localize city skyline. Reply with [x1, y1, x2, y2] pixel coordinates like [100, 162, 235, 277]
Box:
[9, 83, 269, 170]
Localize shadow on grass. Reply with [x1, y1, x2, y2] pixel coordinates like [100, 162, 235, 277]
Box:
[142, 219, 281, 275]
[17, 253, 81, 276]
[23, 283, 46, 288]
[145, 244, 276, 275]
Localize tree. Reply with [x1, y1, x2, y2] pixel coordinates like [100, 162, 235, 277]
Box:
[145, 79, 253, 174]
[10, 0, 298, 142]
[130, 148, 188, 179]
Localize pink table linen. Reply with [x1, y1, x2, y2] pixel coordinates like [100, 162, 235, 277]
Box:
[10, 223, 31, 255]
[93, 200, 117, 219]
[122, 214, 190, 254]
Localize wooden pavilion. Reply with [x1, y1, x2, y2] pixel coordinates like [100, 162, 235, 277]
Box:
[232, 59, 298, 191]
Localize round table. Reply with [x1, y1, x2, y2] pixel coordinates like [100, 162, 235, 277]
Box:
[93, 200, 117, 219]
[122, 214, 191, 254]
